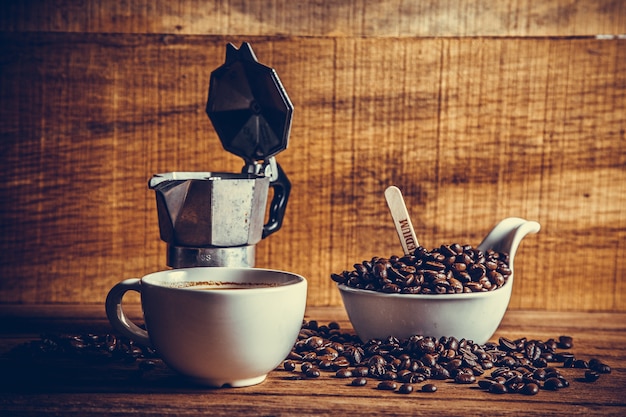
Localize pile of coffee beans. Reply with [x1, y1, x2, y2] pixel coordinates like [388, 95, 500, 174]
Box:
[331, 244, 512, 294]
[282, 320, 612, 395]
[9, 332, 159, 368]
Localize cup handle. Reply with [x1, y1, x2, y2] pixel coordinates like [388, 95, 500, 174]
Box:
[105, 278, 151, 347]
[263, 162, 291, 238]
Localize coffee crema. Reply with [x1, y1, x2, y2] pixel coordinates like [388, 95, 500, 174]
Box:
[166, 281, 280, 290]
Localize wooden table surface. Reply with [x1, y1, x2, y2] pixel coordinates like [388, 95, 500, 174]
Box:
[0, 305, 624, 416]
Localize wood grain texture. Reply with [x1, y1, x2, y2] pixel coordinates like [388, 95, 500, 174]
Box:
[1, 33, 625, 310]
[0, 0, 624, 37]
[0, 305, 625, 416]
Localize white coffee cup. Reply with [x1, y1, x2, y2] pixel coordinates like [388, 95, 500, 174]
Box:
[105, 267, 307, 387]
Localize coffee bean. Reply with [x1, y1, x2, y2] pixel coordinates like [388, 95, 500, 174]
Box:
[398, 383, 414, 394]
[573, 359, 588, 369]
[544, 377, 564, 390]
[382, 371, 398, 381]
[421, 383, 437, 393]
[454, 373, 476, 384]
[563, 356, 576, 368]
[488, 383, 508, 394]
[555, 352, 575, 362]
[305, 367, 321, 378]
[558, 336, 574, 349]
[520, 382, 540, 395]
[478, 379, 494, 389]
[532, 368, 547, 381]
[351, 377, 367, 386]
[138, 359, 156, 371]
[377, 381, 397, 390]
[335, 369, 352, 378]
[352, 366, 369, 377]
[589, 358, 612, 374]
[283, 360, 296, 371]
[584, 370, 600, 382]
[333, 357, 351, 368]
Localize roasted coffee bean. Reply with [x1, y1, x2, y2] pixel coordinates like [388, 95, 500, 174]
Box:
[305, 336, 325, 350]
[589, 358, 612, 374]
[409, 372, 426, 383]
[301, 362, 315, 373]
[283, 360, 297, 371]
[421, 383, 438, 393]
[584, 370, 600, 382]
[318, 359, 334, 370]
[505, 374, 523, 386]
[520, 382, 540, 395]
[488, 383, 508, 394]
[305, 367, 321, 378]
[532, 368, 547, 381]
[573, 359, 588, 369]
[382, 371, 398, 381]
[352, 366, 369, 377]
[558, 336, 574, 349]
[351, 377, 368, 386]
[377, 381, 398, 390]
[397, 369, 412, 381]
[397, 383, 414, 394]
[554, 352, 575, 362]
[334, 369, 351, 378]
[525, 343, 542, 361]
[507, 382, 525, 393]
[333, 357, 351, 368]
[544, 377, 564, 390]
[498, 356, 517, 367]
[138, 359, 157, 371]
[563, 356, 576, 368]
[454, 373, 476, 384]
[478, 379, 494, 389]
[431, 366, 450, 380]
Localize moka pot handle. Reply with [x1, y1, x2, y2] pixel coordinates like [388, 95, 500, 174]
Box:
[263, 163, 291, 239]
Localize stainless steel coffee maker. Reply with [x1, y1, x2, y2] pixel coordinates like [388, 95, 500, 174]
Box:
[149, 42, 292, 268]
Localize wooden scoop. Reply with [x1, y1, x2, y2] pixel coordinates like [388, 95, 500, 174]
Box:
[384, 186, 419, 255]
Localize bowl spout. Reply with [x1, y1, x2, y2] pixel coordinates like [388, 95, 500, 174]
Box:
[477, 217, 540, 269]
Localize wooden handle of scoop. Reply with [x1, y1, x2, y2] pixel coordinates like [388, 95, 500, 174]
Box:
[384, 186, 419, 255]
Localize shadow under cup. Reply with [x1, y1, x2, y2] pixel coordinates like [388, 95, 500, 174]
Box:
[106, 267, 307, 387]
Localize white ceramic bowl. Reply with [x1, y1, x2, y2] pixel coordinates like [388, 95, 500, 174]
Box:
[106, 267, 307, 387]
[338, 280, 513, 345]
[337, 217, 541, 345]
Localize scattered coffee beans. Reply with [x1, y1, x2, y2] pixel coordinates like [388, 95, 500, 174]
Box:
[282, 321, 612, 396]
[9, 332, 157, 364]
[7, 321, 613, 398]
[331, 244, 512, 294]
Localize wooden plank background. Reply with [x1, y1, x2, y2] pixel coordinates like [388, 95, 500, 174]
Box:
[0, 0, 624, 36]
[0, 1, 625, 311]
